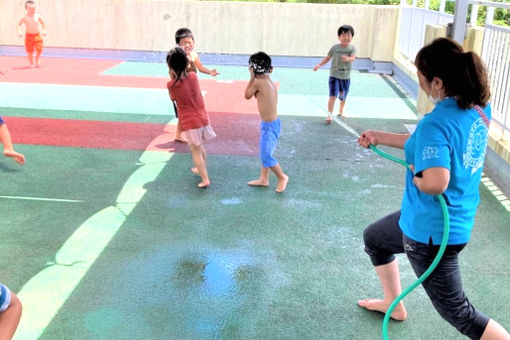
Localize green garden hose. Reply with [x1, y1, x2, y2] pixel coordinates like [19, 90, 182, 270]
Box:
[368, 145, 450, 340]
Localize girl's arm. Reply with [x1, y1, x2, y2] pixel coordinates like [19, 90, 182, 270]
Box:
[358, 130, 410, 149]
[193, 54, 219, 76]
[168, 89, 176, 101]
[313, 55, 332, 71]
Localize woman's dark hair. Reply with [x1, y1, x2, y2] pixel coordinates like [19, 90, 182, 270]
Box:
[415, 37, 490, 109]
[338, 25, 354, 37]
[175, 28, 194, 44]
[249, 51, 272, 75]
[166, 47, 188, 85]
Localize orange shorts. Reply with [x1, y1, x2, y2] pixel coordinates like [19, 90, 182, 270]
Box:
[25, 33, 43, 54]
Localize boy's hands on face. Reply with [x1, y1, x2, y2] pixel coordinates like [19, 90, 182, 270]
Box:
[248, 66, 255, 78]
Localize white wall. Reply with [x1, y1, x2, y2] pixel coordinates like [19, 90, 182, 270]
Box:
[1, 0, 399, 61]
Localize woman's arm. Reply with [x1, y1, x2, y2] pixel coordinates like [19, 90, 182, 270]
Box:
[413, 167, 450, 195]
[358, 130, 410, 149]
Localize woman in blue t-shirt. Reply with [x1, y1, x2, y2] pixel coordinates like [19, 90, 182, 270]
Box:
[357, 38, 510, 339]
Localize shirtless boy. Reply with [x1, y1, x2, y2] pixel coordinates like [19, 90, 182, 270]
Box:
[17, 0, 46, 68]
[245, 52, 289, 193]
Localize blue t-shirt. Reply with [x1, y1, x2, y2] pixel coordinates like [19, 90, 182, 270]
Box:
[400, 97, 491, 245]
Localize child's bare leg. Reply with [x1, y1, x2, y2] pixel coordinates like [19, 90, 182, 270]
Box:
[27, 53, 34, 67]
[326, 96, 336, 123]
[248, 167, 269, 187]
[0, 124, 25, 165]
[0, 293, 22, 340]
[339, 98, 346, 117]
[270, 164, 289, 193]
[190, 143, 209, 188]
[35, 51, 42, 67]
[174, 120, 185, 142]
[190, 144, 207, 175]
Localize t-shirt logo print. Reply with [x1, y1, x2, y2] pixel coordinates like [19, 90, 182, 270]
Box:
[422, 146, 439, 160]
[463, 117, 488, 174]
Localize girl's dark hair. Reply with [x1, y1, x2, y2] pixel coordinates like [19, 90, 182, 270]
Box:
[338, 25, 354, 37]
[415, 37, 490, 109]
[166, 47, 188, 85]
[175, 28, 193, 44]
[249, 51, 272, 75]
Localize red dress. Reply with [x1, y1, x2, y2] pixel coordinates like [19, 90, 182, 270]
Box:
[167, 72, 209, 132]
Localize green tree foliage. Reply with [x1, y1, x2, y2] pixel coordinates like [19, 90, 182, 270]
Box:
[205, 0, 509, 26]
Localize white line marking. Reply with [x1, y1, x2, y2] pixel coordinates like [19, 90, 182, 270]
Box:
[332, 116, 360, 138]
[0, 196, 84, 203]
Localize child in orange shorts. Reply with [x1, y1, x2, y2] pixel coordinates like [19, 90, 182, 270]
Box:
[17, 1, 46, 68]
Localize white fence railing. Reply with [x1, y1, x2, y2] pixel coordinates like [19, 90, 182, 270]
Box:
[399, 0, 510, 138]
[476, 1, 510, 138]
[399, 7, 452, 61]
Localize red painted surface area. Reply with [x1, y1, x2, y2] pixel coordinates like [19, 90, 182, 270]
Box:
[7, 113, 260, 156]
[0, 56, 260, 114]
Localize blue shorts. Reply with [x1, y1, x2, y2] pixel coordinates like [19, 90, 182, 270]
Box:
[0, 115, 4, 124]
[0, 283, 12, 313]
[328, 77, 350, 100]
[260, 118, 281, 168]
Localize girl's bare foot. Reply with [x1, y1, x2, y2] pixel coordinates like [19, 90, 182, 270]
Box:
[4, 150, 25, 165]
[191, 167, 199, 175]
[325, 116, 332, 124]
[275, 175, 289, 193]
[248, 179, 269, 187]
[357, 298, 408, 321]
[197, 181, 209, 189]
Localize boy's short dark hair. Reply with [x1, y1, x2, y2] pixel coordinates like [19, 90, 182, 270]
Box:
[338, 25, 354, 37]
[25, 0, 36, 7]
[249, 52, 272, 75]
[175, 28, 194, 44]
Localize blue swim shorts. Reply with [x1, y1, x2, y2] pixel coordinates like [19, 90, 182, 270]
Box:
[0, 282, 12, 313]
[260, 118, 281, 168]
[328, 77, 351, 100]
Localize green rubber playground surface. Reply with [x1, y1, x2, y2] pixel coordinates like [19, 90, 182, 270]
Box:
[1, 56, 509, 340]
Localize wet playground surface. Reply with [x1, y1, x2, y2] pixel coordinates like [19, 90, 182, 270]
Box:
[0, 55, 509, 339]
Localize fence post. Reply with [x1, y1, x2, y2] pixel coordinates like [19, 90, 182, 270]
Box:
[486, 6, 494, 25]
[470, 4, 479, 26]
[452, 0, 469, 44]
[439, 0, 446, 13]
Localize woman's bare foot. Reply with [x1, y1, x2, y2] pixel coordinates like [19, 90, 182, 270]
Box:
[197, 181, 209, 189]
[191, 167, 199, 175]
[357, 299, 407, 321]
[4, 150, 25, 165]
[275, 175, 289, 193]
[325, 116, 332, 124]
[248, 179, 269, 187]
